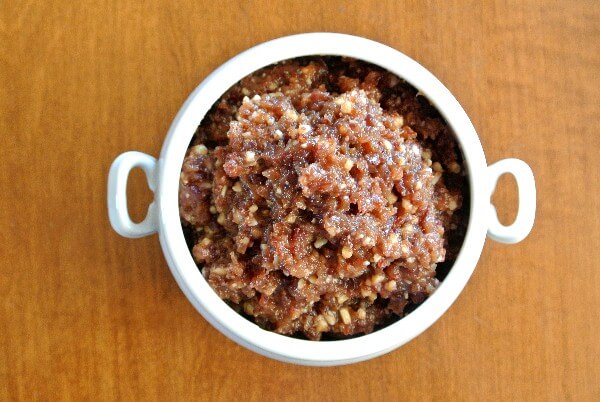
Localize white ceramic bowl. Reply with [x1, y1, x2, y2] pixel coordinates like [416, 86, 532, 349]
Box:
[107, 33, 536, 366]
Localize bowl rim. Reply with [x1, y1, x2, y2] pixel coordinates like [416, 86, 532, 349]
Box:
[156, 32, 488, 366]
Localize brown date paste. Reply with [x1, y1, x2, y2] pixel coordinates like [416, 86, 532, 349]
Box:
[179, 57, 468, 340]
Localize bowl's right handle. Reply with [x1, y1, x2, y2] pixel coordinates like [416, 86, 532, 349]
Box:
[107, 151, 158, 238]
[486, 158, 536, 244]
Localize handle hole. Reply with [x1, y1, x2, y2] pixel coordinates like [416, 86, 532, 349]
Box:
[491, 173, 518, 226]
[126, 167, 154, 223]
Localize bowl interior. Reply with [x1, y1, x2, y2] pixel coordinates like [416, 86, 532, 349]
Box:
[178, 54, 472, 339]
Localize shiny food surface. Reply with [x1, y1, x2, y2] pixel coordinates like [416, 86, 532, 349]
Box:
[179, 58, 466, 339]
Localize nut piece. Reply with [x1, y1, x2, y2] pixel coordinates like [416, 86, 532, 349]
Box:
[211, 267, 226, 275]
[361, 288, 375, 298]
[393, 115, 404, 128]
[386, 192, 398, 204]
[325, 226, 338, 237]
[324, 312, 337, 325]
[371, 273, 385, 284]
[339, 307, 351, 324]
[285, 109, 298, 121]
[448, 161, 461, 173]
[192, 144, 208, 155]
[238, 237, 250, 248]
[314, 315, 329, 332]
[385, 280, 397, 291]
[298, 124, 311, 135]
[344, 159, 354, 171]
[341, 246, 353, 259]
[357, 308, 367, 320]
[337, 294, 349, 305]
[245, 151, 256, 163]
[233, 211, 243, 224]
[232, 181, 242, 192]
[314, 237, 328, 249]
[340, 100, 352, 114]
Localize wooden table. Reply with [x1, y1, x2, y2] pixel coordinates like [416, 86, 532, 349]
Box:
[2, 1, 598, 400]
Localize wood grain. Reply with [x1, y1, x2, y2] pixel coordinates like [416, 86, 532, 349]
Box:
[1, 1, 598, 400]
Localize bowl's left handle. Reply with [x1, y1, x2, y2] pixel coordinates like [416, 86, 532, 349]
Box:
[108, 151, 158, 238]
[487, 158, 536, 244]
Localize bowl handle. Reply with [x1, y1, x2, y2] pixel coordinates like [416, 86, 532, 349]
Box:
[107, 151, 158, 238]
[486, 158, 536, 244]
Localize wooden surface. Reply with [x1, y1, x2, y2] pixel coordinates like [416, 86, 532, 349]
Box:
[1, 1, 599, 400]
